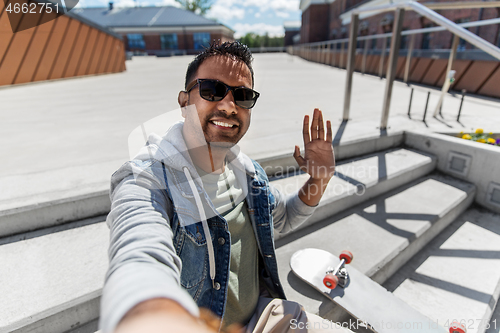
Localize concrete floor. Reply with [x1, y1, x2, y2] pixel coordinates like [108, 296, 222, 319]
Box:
[1, 53, 499, 207]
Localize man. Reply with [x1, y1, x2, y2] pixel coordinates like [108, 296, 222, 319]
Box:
[100, 42, 344, 333]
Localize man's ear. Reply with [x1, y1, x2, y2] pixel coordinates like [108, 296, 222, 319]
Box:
[178, 91, 189, 108]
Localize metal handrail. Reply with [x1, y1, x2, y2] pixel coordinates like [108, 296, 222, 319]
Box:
[291, 1, 500, 129]
[298, 17, 500, 47]
[342, 1, 500, 22]
[408, 1, 500, 61]
[420, 1, 500, 10]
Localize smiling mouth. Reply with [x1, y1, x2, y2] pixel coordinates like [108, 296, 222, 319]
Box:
[210, 120, 237, 128]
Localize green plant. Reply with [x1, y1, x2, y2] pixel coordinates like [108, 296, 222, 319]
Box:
[460, 129, 500, 146]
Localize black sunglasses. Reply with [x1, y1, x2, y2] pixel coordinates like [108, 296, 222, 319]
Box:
[186, 79, 260, 109]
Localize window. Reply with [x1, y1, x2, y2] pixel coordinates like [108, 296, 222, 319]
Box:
[127, 34, 145, 50]
[193, 32, 210, 50]
[161, 34, 178, 50]
[421, 25, 432, 50]
[455, 19, 469, 50]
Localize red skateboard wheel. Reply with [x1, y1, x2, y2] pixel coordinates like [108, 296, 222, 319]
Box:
[339, 250, 353, 264]
[323, 273, 339, 289]
[449, 321, 466, 333]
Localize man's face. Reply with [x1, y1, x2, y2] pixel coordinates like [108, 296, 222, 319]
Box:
[179, 55, 253, 147]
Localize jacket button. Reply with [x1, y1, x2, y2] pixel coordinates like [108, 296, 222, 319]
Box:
[214, 282, 221, 290]
[218, 237, 225, 245]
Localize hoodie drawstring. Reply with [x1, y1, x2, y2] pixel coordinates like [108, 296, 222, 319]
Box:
[183, 167, 217, 289]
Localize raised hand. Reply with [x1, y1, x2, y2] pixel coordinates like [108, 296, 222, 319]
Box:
[293, 108, 335, 181]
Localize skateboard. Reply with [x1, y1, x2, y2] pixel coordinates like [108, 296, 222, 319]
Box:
[290, 248, 466, 333]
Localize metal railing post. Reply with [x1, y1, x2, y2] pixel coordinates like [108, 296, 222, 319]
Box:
[327, 43, 331, 64]
[380, 8, 405, 129]
[343, 13, 360, 121]
[340, 42, 345, 68]
[404, 34, 415, 83]
[333, 42, 338, 67]
[457, 89, 466, 122]
[379, 36, 387, 77]
[433, 34, 460, 116]
[407, 87, 414, 118]
[423, 91, 431, 122]
[362, 39, 369, 74]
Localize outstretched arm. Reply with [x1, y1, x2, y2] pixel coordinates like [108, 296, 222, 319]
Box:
[293, 108, 335, 207]
[115, 299, 241, 333]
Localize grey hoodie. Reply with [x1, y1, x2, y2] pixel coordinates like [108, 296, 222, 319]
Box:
[99, 121, 317, 332]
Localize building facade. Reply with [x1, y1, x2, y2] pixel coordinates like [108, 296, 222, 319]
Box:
[0, 0, 125, 87]
[299, 0, 500, 49]
[296, 0, 500, 99]
[284, 20, 301, 46]
[74, 5, 235, 56]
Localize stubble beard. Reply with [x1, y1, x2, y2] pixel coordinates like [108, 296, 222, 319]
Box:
[201, 112, 245, 149]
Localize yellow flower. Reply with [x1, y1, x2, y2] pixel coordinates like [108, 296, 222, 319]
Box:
[488, 138, 496, 144]
[478, 139, 486, 143]
[475, 128, 484, 134]
[459, 131, 464, 135]
[489, 132, 493, 135]
[462, 134, 472, 140]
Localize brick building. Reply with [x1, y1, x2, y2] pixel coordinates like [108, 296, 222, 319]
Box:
[74, 4, 234, 56]
[299, 0, 500, 49]
[284, 20, 301, 46]
[0, 0, 126, 87]
[295, 0, 500, 99]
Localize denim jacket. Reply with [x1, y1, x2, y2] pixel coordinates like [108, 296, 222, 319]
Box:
[99, 122, 316, 333]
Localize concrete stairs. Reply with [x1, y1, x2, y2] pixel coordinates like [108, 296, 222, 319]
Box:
[1, 133, 499, 333]
[0, 218, 108, 333]
[275, 172, 477, 325]
[383, 207, 500, 333]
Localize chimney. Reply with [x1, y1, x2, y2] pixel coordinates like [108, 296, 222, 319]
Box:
[109, 2, 113, 10]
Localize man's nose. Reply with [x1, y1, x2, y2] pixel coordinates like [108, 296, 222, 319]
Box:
[217, 90, 237, 115]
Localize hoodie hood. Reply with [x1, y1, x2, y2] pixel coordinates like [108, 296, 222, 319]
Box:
[131, 119, 256, 292]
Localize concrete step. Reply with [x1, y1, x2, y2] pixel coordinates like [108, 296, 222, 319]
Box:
[485, 298, 500, 333]
[275, 172, 476, 323]
[383, 206, 500, 333]
[273, 147, 437, 240]
[0, 217, 109, 333]
[0, 160, 121, 239]
[0, 131, 404, 239]
[0, 146, 435, 333]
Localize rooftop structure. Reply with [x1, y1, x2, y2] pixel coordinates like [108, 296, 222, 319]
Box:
[284, 20, 302, 46]
[0, 0, 126, 87]
[73, 5, 235, 55]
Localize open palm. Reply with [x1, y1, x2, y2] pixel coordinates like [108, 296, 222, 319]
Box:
[293, 109, 336, 180]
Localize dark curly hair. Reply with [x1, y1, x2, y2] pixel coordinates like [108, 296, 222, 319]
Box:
[184, 41, 255, 89]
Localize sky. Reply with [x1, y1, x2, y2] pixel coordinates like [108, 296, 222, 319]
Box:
[75, 0, 302, 38]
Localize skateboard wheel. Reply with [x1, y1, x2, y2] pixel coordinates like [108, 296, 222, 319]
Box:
[339, 250, 353, 264]
[323, 273, 339, 289]
[449, 321, 466, 333]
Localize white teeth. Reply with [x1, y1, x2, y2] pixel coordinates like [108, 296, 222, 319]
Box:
[212, 121, 234, 128]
